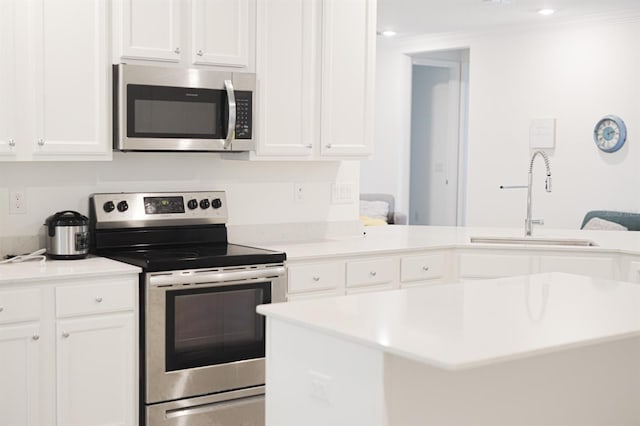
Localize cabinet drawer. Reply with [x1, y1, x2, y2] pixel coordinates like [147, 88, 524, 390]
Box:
[287, 262, 344, 294]
[458, 253, 531, 279]
[539, 256, 614, 280]
[401, 253, 446, 282]
[0, 288, 42, 324]
[56, 279, 135, 318]
[346, 258, 397, 288]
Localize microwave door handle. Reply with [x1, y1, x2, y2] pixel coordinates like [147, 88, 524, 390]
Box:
[224, 79, 236, 150]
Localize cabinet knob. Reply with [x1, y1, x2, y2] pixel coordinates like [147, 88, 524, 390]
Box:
[95, 296, 103, 303]
[174, 47, 181, 54]
[312, 276, 320, 282]
[325, 144, 332, 149]
[0, 306, 3, 312]
[8, 138, 15, 147]
[32, 334, 40, 341]
[369, 271, 377, 277]
[305, 144, 312, 149]
[37, 139, 45, 146]
[197, 49, 204, 56]
[422, 266, 430, 271]
[62, 332, 70, 338]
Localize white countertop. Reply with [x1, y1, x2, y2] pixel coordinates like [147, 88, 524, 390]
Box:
[245, 225, 640, 260]
[0, 255, 141, 284]
[258, 272, 640, 370]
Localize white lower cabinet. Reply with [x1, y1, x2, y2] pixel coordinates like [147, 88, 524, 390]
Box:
[0, 275, 137, 425]
[458, 252, 533, 280]
[538, 255, 615, 280]
[400, 252, 449, 287]
[346, 257, 398, 294]
[287, 261, 344, 299]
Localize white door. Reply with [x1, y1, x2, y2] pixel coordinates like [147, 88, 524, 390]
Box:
[254, 0, 316, 156]
[409, 60, 462, 225]
[56, 314, 135, 426]
[191, 0, 249, 67]
[0, 323, 41, 426]
[30, 0, 111, 159]
[320, 0, 375, 157]
[120, 0, 182, 62]
[0, 0, 17, 157]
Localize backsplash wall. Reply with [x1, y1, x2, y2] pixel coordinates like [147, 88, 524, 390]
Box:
[0, 154, 361, 257]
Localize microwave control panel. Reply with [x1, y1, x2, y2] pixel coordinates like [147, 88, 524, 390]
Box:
[235, 91, 253, 140]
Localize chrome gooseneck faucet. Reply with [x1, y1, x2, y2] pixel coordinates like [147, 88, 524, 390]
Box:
[525, 150, 552, 236]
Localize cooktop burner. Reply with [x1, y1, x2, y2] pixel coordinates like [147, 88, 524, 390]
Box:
[100, 243, 286, 272]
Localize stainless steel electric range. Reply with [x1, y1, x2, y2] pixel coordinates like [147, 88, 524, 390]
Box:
[89, 191, 286, 426]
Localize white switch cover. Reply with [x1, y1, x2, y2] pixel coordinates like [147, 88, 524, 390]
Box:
[331, 183, 355, 204]
[294, 183, 304, 202]
[308, 370, 332, 405]
[530, 118, 556, 149]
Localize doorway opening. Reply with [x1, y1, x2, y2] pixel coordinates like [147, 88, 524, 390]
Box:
[409, 49, 469, 226]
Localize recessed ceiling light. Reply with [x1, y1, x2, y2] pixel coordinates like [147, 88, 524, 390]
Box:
[538, 8, 556, 15]
[380, 30, 397, 37]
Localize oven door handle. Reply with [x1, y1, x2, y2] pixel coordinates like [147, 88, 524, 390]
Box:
[224, 79, 236, 150]
[149, 266, 285, 287]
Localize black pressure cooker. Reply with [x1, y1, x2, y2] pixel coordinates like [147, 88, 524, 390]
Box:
[44, 211, 90, 260]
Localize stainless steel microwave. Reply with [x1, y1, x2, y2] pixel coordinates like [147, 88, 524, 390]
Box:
[113, 64, 255, 152]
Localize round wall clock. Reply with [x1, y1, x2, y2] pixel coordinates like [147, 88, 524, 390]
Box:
[593, 115, 627, 153]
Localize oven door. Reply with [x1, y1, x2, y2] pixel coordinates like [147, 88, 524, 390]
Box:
[145, 265, 285, 404]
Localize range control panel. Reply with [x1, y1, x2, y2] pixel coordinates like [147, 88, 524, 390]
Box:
[91, 191, 228, 229]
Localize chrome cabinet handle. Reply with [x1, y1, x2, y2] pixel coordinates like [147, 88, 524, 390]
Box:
[95, 296, 103, 303]
[197, 49, 204, 56]
[305, 144, 312, 149]
[8, 138, 15, 147]
[224, 79, 236, 150]
[325, 144, 332, 149]
[62, 332, 70, 338]
[312, 276, 320, 282]
[0, 307, 3, 312]
[369, 271, 377, 277]
[422, 266, 430, 271]
[174, 47, 181, 54]
[32, 335, 40, 341]
[37, 139, 44, 146]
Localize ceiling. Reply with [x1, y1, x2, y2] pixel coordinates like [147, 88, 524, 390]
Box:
[377, 0, 640, 37]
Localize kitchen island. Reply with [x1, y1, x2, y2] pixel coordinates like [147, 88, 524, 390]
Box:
[258, 272, 640, 426]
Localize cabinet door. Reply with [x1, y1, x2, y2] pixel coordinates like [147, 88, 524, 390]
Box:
[0, 0, 17, 157]
[120, 0, 182, 62]
[56, 313, 135, 426]
[320, 0, 375, 157]
[254, 0, 316, 156]
[30, 0, 111, 159]
[191, 0, 249, 67]
[0, 323, 41, 426]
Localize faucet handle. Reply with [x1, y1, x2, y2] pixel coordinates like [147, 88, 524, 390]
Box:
[499, 185, 527, 190]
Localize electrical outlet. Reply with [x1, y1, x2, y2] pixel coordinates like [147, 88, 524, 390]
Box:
[9, 190, 26, 214]
[308, 370, 332, 404]
[294, 183, 304, 202]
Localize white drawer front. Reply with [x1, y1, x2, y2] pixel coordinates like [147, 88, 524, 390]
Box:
[458, 253, 531, 279]
[401, 254, 446, 282]
[0, 288, 42, 324]
[287, 262, 344, 294]
[539, 256, 614, 280]
[56, 279, 135, 318]
[346, 258, 397, 288]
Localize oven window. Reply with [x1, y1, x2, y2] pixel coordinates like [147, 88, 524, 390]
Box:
[165, 282, 271, 371]
[127, 84, 227, 139]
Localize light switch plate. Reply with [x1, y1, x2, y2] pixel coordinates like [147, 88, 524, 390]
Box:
[530, 118, 556, 149]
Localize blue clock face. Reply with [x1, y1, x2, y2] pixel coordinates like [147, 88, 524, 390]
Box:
[594, 115, 627, 153]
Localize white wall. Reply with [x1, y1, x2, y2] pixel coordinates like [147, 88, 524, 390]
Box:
[366, 16, 640, 229]
[0, 155, 361, 256]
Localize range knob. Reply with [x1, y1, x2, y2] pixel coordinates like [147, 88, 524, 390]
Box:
[117, 201, 129, 212]
[187, 199, 198, 210]
[103, 201, 115, 213]
[199, 199, 210, 209]
[211, 198, 222, 209]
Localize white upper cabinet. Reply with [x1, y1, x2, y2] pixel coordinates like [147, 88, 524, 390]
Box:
[251, 0, 375, 160]
[120, 0, 182, 62]
[0, 0, 17, 158]
[117, 0, 253, 70]
[0, 0, 112, 161]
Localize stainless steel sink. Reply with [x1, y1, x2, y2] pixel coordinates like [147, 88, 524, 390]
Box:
[469, 236, 598, 247]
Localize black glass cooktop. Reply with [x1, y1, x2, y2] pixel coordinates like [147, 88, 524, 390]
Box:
[99, 243, 286, 272]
